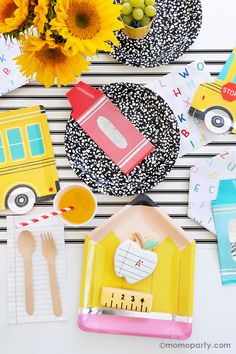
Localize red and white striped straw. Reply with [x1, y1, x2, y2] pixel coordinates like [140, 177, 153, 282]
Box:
[16, 206, 74, 229]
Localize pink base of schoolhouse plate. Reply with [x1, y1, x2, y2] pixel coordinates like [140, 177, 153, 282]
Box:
[77, 314, 192, 339]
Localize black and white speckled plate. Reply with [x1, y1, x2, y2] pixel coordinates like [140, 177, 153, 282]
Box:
[65, 83, 180, 196]
[110, 0, 202, 67]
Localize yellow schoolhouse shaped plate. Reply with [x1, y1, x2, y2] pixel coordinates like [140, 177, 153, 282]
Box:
[78, 194, 196, 339]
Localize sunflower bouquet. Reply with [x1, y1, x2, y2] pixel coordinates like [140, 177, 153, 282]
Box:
[0, 0, 123, 87]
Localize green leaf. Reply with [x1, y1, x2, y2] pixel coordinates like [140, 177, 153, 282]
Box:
[143, 239, 160, 250]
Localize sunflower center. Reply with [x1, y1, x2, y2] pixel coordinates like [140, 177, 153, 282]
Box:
[36, 46, 66, 65]
[2, 2, 17, 19]
[75, 13, 89, 28]
[66, 1, 101, 39]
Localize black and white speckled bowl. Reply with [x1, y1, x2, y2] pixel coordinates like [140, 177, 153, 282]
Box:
[65, 83, 180, 196]
[110, 0, 202, 67]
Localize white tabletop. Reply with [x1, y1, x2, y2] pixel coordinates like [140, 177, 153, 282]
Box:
[1, 0, 236, 353]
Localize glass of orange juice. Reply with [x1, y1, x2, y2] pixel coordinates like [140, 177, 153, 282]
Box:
[53, 184, 97, 226]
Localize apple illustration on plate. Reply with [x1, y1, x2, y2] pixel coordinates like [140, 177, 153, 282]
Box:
[114, 232, 159, 284]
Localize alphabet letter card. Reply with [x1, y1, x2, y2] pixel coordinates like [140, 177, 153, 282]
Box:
[147, 61, 220, 156]
[0, 35, 29, 96]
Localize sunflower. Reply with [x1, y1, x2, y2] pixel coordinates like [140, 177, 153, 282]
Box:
[15, 32, 90, 88]
[50, 0, 123, 56]
[0, 0, 29, 33]
[33, 0, 50, 33]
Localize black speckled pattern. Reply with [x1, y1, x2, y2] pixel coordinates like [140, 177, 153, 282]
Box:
[110, 0, 202, 67]
[65, 83, 180, 196]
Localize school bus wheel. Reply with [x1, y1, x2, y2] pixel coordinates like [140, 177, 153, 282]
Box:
[204, 108, 233, 134]
[6, 186, 36, 214]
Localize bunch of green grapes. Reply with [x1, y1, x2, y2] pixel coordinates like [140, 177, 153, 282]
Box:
[121, 0, 156, 28]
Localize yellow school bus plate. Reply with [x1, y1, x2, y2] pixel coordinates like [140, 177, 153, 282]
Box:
[0, 105, 59, 213]
[189, 47, 236, 134]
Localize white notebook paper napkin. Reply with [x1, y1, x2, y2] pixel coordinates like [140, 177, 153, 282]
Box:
[7, 216, 67, 324]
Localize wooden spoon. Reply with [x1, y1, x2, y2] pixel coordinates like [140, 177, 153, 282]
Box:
[17, 230, 36, 316]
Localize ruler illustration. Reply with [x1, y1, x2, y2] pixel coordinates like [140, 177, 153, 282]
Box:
[100, 287, 153, 313]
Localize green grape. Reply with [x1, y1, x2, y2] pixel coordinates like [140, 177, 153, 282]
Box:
[140, 15, 151, 26]
[130, 0, 145, 8]
[132, 8, 144, 20]
[145, 0, 155, 6]
[122, 14, 133, 25]
[145, 5, 156, 17]
[122, 0, 130, 3]
[122, 3, 133, 15]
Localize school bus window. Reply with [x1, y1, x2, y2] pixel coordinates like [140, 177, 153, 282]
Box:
[27, 123, 45, 157]
[0, 135, 5, 163]
[7, 128, 25, 161]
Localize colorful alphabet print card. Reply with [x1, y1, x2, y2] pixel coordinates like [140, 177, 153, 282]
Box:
[189, 48, 236, 135]
[0, 106, 59, 214]
[147, 61, 220, 156]
[188, 149, 236, 235]
[0, 35, 29, 96]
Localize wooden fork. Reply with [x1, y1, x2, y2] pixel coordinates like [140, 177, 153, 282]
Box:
[41, 233, 62, 316]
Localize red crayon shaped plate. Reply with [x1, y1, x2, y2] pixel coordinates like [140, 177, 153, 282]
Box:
[65, 82, 180, 196]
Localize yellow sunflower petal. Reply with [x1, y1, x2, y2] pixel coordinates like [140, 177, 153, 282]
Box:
[0, 0, 30, 33]
[33, 0, 50, 33]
